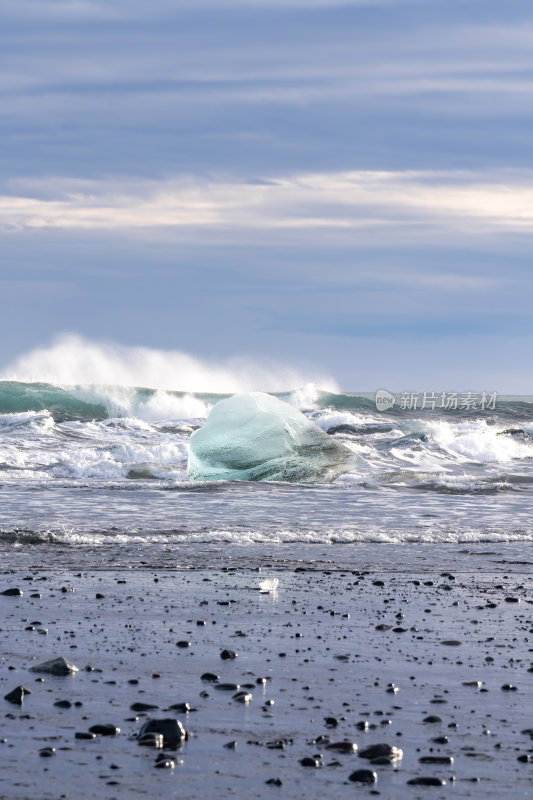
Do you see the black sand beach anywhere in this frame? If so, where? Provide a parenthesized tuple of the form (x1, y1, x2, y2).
(1, 544, 532, 799)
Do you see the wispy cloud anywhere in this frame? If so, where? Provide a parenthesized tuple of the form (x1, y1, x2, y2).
(4, 25, 533, 99)
(2, 0, 426, 21)
(2, 170, 533, 241)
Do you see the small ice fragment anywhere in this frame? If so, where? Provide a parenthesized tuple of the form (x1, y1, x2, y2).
(259, 578, 279, 593)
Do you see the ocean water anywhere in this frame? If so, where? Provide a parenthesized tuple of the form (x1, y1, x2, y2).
(1, 379, 533, 566)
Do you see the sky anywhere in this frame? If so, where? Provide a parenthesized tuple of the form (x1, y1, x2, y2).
(1, 0, 532, 391)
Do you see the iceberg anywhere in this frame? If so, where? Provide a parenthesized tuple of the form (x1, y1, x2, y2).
(188, 392, 352, 483)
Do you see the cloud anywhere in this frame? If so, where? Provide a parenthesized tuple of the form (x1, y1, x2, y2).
(2, 0, 423, 20)
(4, 24, 533, 99)
(1, 170, 533, 242)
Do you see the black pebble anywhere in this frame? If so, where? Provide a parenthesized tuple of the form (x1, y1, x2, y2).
(300, 756, 322, 768)
(130, 702, 159, 711)
(349, 769, 378, 784)
(201, 672, 219, 682)
(407, 777, 446, 786)
(4, 686, 31, 705)
(89, 724, 120, 736)
(138, 718, 187, 748)
(154, 759, 175, 768)
(359, 743, 402, 761)
(325, 741, 358, 754)
(167, 702, 191, 713)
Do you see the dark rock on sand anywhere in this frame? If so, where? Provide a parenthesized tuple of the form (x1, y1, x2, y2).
(265, 778, 283, 786)
(54, 699, 72, 709)
(1, 588, 23, 596)
(325, 741, 358, 754)
(517, 754, 533, 763)
(348, 769, 378, 784)
(423, 715, 442, 723)
(201, 673, 220, 682)
(419, 755, 454, 765)
(29, 657, 78, 675)
(233, 691, 252, 704)
(130, 702, 159, 711)
(371, 756, 396, 765)
(359, 743, 403, 762)
(167, 702, 191, 713)
(407, 776, 446, 786)
(4, 686, 31, 705)
(75, 732, 96, 740)
(220, 649, 237, 660)
(300, 756, 322, 767)
(89, 724, 120, 736)
(39, 747, 56, 758)
(154, 758, 175, 768)
(138, 718, 187, 748)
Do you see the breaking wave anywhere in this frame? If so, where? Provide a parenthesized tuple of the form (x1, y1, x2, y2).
(2, 525, 533, 547)
(0, 333, 337, 394)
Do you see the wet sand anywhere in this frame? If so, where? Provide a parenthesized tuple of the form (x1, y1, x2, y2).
(1, 546, 532, 799)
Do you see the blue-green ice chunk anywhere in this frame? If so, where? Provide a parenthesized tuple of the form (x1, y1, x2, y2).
(188, 392, 351, 483)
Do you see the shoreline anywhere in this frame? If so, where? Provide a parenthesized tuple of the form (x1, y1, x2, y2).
(1, 547, 532, 799)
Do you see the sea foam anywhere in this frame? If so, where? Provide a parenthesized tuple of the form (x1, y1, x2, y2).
(0, 334, 337, 394)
